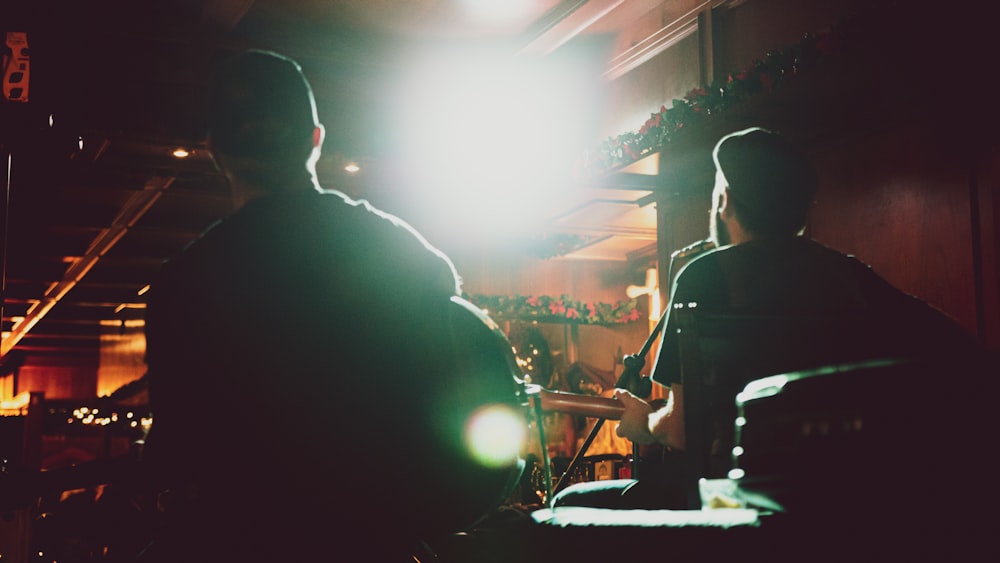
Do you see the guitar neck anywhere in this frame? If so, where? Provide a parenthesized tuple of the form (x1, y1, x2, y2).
(524, 384, 624, 420)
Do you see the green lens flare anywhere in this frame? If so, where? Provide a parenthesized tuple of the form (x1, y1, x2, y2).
(464, 404, 526, 468)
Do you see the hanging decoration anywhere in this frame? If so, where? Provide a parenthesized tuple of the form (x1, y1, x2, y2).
(507, 324, 554, 387)
(580, 20, 852, 175)
(468, 294, 642, 325)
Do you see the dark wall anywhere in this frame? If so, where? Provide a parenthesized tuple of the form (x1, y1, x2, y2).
(809, 125, 981, 337)
(650, 0, 999, 348)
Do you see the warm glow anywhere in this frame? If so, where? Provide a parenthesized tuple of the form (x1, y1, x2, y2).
(1, 391, 31, 412)
(172, 147, 191, 158)
(626, 267, 660, 322)
(99, 318, 145, 327)
(388, 43, 605, 244)
(344, 162, 360, 174)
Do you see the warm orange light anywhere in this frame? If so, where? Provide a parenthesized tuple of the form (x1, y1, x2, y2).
(1, 391, 31, 412)
(344, 162, 360, 173)
(626, 268, 660, 330)
(172, 148, 192, 158)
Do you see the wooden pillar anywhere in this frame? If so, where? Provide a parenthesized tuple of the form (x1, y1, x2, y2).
(21, 391, 43, 470)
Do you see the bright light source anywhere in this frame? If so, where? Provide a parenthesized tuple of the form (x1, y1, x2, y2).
(389, 45, 606, 244)
(172, 148, 191, 158)
(344, 162, 360, 174)
(464, 404, 526, 468)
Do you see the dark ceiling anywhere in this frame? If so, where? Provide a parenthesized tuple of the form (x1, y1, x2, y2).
(0, 0, 652, 369)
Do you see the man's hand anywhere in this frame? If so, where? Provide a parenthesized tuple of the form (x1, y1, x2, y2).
(613, 388, 657, 445)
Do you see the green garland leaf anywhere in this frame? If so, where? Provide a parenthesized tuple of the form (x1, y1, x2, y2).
(583, 23, 851, 175)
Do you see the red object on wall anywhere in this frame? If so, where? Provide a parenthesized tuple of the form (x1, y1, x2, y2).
(3, 32, 29, 103)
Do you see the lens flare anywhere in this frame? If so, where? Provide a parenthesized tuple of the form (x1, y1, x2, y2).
(464, 404, 526, 468)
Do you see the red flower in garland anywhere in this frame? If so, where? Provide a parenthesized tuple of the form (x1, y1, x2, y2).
(565, 307, 580, 319)
(526, 296, 540, 307)
(593, 18, 852, 174)
(549, 300, 566, 315)
(686, 87, 708, 99)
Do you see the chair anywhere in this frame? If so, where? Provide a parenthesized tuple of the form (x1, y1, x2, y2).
(524, 309, 994, 562)
(671, 304, 926, 509)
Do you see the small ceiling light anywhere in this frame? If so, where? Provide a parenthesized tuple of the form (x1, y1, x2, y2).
(78, 136, 84, 150)
(172, 148, 192, 158)
(344, 162, 360, 174)
(137, 284, 150, 296)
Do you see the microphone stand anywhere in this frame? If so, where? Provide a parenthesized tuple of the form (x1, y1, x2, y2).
(549, 240, 712, 501)
(550, 309, 667, 498)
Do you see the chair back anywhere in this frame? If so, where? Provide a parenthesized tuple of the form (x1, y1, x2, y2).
(671, 305, 922, 508)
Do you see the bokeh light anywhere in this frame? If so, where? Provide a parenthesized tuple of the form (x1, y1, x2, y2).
(464, 403, 527, 468)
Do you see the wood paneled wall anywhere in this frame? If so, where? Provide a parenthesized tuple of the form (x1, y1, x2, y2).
(711, 0, 866, 75)
(976, 147, 1000, 347)
(645, 0, 999, 349)
(15, 356, 98, 400)
(602, 32, 702, 140)
(808, 125, 980, 336)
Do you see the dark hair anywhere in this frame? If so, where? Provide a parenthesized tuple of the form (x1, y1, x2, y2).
(207, 49, 318, 161)
(712, 127, 817, 236)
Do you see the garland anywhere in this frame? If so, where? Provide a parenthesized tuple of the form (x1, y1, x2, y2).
(582, 20, 852, 175)
(468, 294, 642, 325)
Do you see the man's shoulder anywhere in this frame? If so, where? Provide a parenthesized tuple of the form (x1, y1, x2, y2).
(690, 237, 867, 272)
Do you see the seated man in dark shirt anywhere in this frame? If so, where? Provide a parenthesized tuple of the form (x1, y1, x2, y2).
(143, 50, 523, 563)
(555, 126, 977, 511)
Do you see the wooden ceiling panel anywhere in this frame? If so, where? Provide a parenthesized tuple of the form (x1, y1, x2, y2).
(0, 0, 670, 366)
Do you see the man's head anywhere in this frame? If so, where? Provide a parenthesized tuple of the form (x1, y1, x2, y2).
(709, 127, 817, 245)
(206, 49, 324, 190)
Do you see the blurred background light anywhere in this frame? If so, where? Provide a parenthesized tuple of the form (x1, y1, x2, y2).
(384, 41, 607, 247)
(464, 403, 526, 468)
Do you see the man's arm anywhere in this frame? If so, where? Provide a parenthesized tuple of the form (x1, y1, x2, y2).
(614, 385, 686, 451)
(649, 384, 685, 450)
